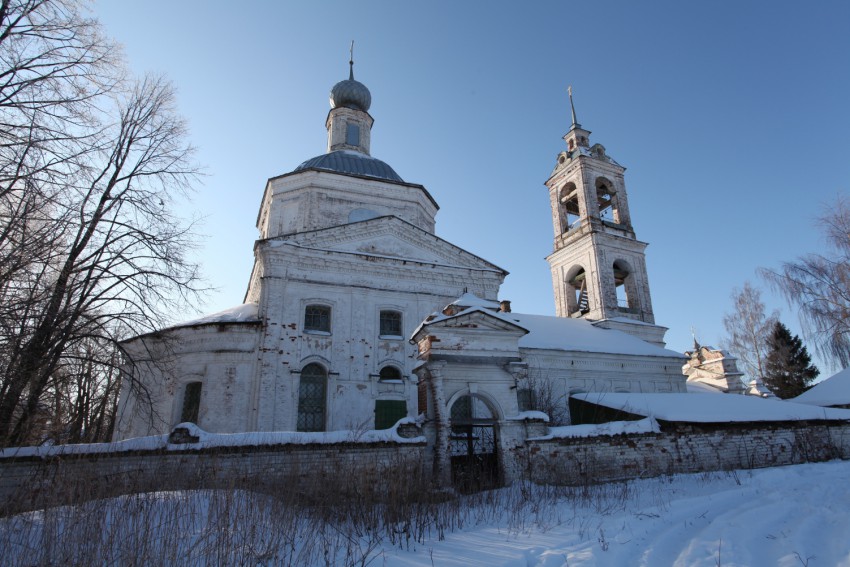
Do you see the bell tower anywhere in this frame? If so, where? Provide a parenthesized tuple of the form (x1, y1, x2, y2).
(545, 88, 658, 329)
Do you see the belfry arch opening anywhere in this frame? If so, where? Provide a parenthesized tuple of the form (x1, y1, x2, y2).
(613, 259, 639, 313)
(595, 178, 620, 224)
(566, 266, 590, 317)
(559, 182, 580, 232)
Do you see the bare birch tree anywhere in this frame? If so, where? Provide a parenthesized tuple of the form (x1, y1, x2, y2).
(760, 197, 850, 369)
(721, 282, 778, 383)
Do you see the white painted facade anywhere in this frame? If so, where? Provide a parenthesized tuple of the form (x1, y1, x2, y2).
(114, 66, 506, 439)
(114, 66, 686, 457)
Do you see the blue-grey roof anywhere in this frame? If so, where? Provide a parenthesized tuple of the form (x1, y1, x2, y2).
(294, 151, 404, 182)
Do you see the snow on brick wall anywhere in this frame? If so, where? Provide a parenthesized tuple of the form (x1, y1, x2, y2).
(512, 422, 850, 485)
(3, 423, 850, 515)
(0, 442, 426, 515)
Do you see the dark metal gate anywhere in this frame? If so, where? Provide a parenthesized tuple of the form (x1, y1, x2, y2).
(449, 395, 501, 493)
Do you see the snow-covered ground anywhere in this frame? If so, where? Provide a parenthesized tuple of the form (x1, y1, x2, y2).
(385, 461, 850, 567)
(2, 460, 849, 566)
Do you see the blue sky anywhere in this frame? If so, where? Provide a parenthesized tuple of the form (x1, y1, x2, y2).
(96, 1, 849, 371)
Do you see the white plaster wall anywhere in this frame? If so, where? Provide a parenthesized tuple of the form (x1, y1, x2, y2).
(263, 171, 438, 238)
(115, 324, 261, 439)
(522, 349, 686, 397)
(250, 233, 506, 433)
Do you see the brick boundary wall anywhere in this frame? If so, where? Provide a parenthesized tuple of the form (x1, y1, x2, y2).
(0, 441, 427, 516)
(2, 421, 849, 515)
(513, 421, 850, 485)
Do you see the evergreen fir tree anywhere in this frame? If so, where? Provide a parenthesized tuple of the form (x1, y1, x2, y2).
(763, 321, 820, 399)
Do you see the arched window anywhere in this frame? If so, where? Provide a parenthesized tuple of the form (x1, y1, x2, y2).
(379, 365, 403, 382)
(304, 304, 331, 333)
(566, 266, 589, 316)
(379, 310, 402, 337)
(180, 382, 203, 424)
(595, 178, 619, 223)
(559, 182, 580, 233)
(297, 363, 327, 432)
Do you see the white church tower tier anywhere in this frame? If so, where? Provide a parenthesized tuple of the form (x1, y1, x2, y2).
(545, 89, 664, 344)
(326, 51, 374, 155)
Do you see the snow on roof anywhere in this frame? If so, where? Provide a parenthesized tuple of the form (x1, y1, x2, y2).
(172, 303, 260, 328)
(685, 380, 726, 394)
(793, 368, 850, 407)
(449, 292, 501, 309)
(414, 306, 684, 359)
(573, 392, 850, 423)
(531, 417, 660, 440)
(0, 420, 425, 459)
(410, 306, 526, 339)
(497, 312, 684, 358)
(600, 316, 657, 327)
(505, 411, 551, 423)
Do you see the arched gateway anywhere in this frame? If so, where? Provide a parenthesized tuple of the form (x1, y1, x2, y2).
(449, 395, 500, 492)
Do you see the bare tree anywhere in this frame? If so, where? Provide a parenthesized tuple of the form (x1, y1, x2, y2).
(760, 197, 850, 370)
(721, 282, 778, 383)
(0, 1, 201, 446)
(0, 0, 118, 290)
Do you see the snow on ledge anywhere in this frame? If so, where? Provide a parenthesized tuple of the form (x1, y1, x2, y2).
(505, 411, 550, 423)
(530, 417, 660, 441)
(173, 302, 260, 328)
(0, 419, 425, 459)
(573, 392, 850, 423)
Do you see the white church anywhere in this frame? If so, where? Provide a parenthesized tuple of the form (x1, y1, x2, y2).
(113, 57, 690, 468)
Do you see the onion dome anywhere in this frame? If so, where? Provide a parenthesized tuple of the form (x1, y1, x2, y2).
(329, 49, 371, 112)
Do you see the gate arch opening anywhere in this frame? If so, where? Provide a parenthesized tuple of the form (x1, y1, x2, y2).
(449, 394, 501, 492)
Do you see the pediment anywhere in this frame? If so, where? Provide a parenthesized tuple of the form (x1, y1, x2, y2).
(416, 308, 529, 338)
(275, 216, 505, 272)
(333, 233, 445, 263)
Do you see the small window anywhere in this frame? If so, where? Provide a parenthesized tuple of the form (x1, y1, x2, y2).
(374, 400, 407, 430)
(379, 310, 402, 337)
(379, 366, 403, 382)
(517, 388, 533, 412)
(180, 382, 202, 424)
(346, 123, 360, 146)
(304, 304, 331, 333)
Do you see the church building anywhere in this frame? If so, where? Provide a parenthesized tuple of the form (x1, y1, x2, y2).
(113, 58, 687, 485)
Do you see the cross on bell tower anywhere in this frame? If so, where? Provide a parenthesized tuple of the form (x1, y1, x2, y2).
(545, 88, 656, 326)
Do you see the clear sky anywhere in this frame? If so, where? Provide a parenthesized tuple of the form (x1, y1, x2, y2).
(95, 1, 849, 372)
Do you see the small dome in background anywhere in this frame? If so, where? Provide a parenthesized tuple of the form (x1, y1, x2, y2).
(330, 78, 371, 112)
